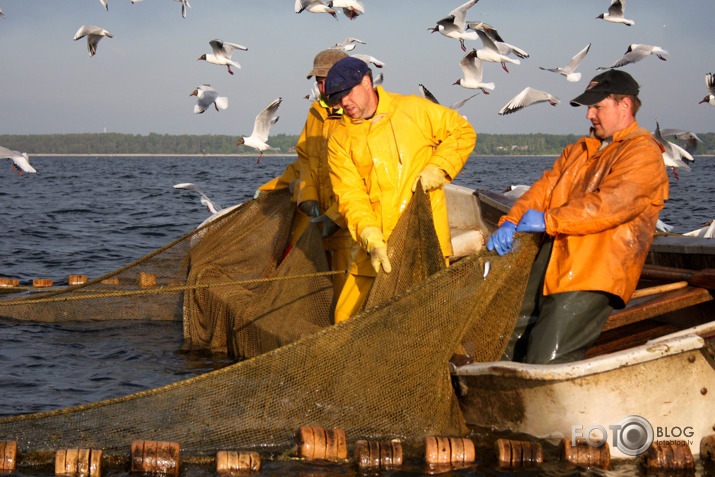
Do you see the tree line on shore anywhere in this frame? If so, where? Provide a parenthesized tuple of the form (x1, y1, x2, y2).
(1, 132, 713, 156)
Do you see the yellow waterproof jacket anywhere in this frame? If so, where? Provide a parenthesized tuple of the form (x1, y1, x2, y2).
(328, 86, 476, 276)
(295, 99, 352, 250)
(501, 121, 668, 305)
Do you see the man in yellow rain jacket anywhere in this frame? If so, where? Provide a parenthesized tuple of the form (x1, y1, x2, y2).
(488, 69, 668, 364)
(294, 49, 354, 298)
(324, 56, 476, 323)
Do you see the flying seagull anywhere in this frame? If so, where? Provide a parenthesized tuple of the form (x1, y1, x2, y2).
(197, 39, 248, 75)
(174, 0, 190, 18)
(173, 183, 222, 215)
(190, 84, 228, 114)
(498, 87, 559, 115)
(0, 146, 36, 175)
(429, 0, 480, 52)
(597, 44, 668, 70)
(419, 83, 478, 113)
(596, 0, 634, 26)
(351, 54, 384, 68)
(700, 73, 715, 106)
(453, 49, 494, 94)
(653, 120, 694, 180)
(658, 128, 704, 155)
(328, 0, 365, 20)
(236, 98, 282, 163)
(539, 43, 591, 82)
(330, 37, 366, 52)
(73, 25, 113, 57)
(295, 0, 337, 19)
(99, 0, 108, 10)
(474, 29, 520, 72)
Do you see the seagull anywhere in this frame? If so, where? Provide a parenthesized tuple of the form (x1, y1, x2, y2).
(474, 29, 520, 72)
(236, 98, 282, 163)
(700, 73, 715, 106)
(99, 0, 108, 10)
(190, 84, 228, 114)
(597, 44, 668, 70)
(197, 39, 248, 75)
(658, 128, 704, 155)
(468, 23, 529, 60)
(429, 0, 480, 52)
(304, 81, 320, 102)
(295, 0, 337, 19)
(174, 0, 190, 18)
(653, 120, 694, 180)
(73, 25, 113, 57)
(656, 219, 674, 233)
(539, 43, 591, 82)
(453, 49, 494, 94)
(328, 0, 365, 19)
(683, 220, 715, 239)
(173, 183, 222, 215)
(373, 73, 384, 86)
(0, 146, 36, 175)
(596, 0, 634, 26)
(329, 37, 365, 52)
(498, 87, 559, 115)
(351, 54, 384, 68)
(0, 8, 5, 18)
(419, 84, 478, 114)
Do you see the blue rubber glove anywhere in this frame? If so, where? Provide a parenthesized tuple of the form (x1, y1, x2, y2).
(516, 209, 546, 233)
(487, 221, 517, 256)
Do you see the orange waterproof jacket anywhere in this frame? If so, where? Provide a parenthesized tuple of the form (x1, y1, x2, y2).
(501, 121, 668, 305)
(328, 86, 476, 276)
(295, 100, 352, 250)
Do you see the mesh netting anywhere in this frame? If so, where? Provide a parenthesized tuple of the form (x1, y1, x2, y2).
(0, 187, 538, 457)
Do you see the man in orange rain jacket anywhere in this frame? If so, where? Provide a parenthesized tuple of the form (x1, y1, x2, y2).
(324, 57, 476, 323)
(488, 69, 668, 364)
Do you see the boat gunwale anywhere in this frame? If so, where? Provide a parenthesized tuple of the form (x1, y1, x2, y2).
(452, 323, 714, 381)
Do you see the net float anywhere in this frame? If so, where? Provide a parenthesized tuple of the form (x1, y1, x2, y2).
(0, 278, 19, 287)
(137, 272, 157, 288)
(494, 438, 543, 468)
(33, 278, 53, 287)
(354, 439, 402, 471)
(100, 277, 119, 285)
(424, 436, 475, 467)
(68, 275, 88, 286)
(55, 448, 102, 477)
(215, 450, 260, 474)
(642, 441, 694, 470)
(296, 426, 347, 461)
(130, 440, 180, 477)
(560, 437, 610, 469)
(0, 441, 17, 473)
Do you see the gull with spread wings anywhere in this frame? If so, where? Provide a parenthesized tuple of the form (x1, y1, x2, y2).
(236, 98, 282, 163)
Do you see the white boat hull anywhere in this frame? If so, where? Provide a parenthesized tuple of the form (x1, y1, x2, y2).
(453, 322, 715, 460)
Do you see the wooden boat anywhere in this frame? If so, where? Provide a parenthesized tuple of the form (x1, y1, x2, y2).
(443, 183, 715, 460)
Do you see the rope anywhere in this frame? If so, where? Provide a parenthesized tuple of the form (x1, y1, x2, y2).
(0, 270, 347, 306)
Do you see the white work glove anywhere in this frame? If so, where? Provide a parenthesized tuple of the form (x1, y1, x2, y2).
(360, 226, 392, 274)
(411, 164, 447, 192)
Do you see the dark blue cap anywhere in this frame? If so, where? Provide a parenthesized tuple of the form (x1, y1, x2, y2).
(325, 57, 369, 104)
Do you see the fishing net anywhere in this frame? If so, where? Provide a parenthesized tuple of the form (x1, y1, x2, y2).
(0, 187, 539, 458)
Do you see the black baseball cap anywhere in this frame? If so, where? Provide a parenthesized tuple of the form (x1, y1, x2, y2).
(570, 69, 640, 107)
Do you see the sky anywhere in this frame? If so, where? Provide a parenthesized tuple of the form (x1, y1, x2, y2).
(0, 0, 713, 138)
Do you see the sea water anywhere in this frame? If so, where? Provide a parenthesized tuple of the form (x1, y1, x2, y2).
(1, 155, 713, 476)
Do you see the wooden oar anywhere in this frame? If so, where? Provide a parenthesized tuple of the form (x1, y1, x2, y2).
(640, 264, 715, 290)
